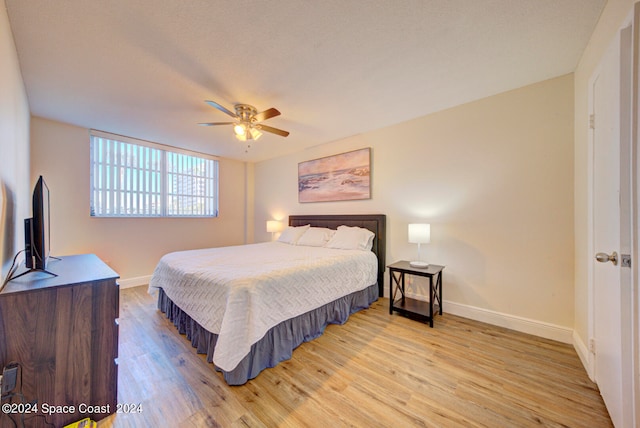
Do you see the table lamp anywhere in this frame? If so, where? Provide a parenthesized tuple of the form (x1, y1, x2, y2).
(408, 223, 430, 268)
(266, 220, 282, 240)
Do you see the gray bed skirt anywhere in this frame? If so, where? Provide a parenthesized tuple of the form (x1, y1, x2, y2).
(157, 283, 378, 385)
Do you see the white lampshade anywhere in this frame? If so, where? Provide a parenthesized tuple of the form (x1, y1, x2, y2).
(249, 127, 263, 140)
(408, 223, 431, 244)
(234, 123, 247, 137)
(266, 220, 282, 233)
(408, 223, 430, 268)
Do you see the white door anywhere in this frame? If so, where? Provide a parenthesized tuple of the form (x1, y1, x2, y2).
(591, 21, 634, 428)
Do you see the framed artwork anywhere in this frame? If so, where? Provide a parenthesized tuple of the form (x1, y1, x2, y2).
(298, 147, 371, 203)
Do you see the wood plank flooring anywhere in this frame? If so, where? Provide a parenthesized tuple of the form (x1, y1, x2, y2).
(97, 286, 612, 427)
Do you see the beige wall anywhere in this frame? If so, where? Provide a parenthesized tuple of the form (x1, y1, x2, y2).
(573, 0, 636, 351)
(254, 74, 575, 333)
(0, 0, 30, 280)
(30, 117, 248, 281)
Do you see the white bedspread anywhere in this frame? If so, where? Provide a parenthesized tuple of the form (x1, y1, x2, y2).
(148, 241, 377, 372)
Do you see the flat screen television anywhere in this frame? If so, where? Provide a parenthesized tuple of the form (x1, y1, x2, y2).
(25, 175, 51, 272)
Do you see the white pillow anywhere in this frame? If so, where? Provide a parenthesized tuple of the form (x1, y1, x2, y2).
(296, 227, 335, 247)
(325, 225, 375, 251)
(277, 225, 310, 244)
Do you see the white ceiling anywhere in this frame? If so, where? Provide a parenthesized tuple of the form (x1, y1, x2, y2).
(6, 0, 605, 163)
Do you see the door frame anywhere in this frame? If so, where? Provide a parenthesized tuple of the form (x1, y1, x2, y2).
(632, 3, 640, 425)
(586, 5, 639, 427)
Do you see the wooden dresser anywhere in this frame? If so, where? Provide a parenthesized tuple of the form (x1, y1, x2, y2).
(0, 254, 119, 427)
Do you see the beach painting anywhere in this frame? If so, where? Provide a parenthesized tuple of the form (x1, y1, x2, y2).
(298, 148, 371, 203)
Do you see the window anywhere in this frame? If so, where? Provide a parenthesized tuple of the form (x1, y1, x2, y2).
(90, 130, 219, 217)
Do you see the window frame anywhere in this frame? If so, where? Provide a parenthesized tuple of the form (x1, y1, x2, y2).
(90, 130, 219, 218)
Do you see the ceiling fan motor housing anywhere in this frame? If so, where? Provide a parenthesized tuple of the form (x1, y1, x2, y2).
(234, 104, 258, 122)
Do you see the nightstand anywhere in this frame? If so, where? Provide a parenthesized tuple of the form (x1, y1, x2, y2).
(387, 261, 445, 327)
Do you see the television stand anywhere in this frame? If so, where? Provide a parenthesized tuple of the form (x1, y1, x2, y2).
(7, 267, 57, 281)
(0, 254, 120, 427)
(5, 255, 61, 281)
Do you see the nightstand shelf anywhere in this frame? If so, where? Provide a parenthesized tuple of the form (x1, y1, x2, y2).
(387, 261, 445, 327)
(392, 296, 439, 320)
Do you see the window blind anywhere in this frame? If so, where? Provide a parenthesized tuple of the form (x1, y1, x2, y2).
(90, 131, 218, 218)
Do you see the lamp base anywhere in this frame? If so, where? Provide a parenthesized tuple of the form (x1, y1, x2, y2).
(409, 261, 429, 269)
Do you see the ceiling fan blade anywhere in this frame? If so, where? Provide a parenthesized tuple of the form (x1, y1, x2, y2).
(257, 124, 290, 137)
(253, 108, 281, 122)
(198, 122, 235, 126)
(205, 100, 237, 118)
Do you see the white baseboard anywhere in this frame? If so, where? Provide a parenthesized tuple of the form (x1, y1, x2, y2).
(118, 275, 152, 289)
(573, 330, 595, 381)
(444, 300, 596, 377)
(441, 300, 574, 344)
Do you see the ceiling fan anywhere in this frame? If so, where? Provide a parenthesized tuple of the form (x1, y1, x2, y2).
(199, 100, 290, 141)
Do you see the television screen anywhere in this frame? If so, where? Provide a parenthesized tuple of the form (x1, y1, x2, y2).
(31, 176, 50, 270)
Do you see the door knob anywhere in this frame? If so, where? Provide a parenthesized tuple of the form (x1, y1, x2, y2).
(595, 251, 618, 266)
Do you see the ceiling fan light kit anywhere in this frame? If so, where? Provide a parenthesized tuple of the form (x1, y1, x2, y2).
(199, 100, 289, 145)
(234, 126, 263, 142)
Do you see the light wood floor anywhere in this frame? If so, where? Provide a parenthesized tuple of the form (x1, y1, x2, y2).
(97, 286, 612, 427)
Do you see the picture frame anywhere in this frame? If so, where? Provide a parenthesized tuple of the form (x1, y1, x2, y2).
(298, 147, 371, 203)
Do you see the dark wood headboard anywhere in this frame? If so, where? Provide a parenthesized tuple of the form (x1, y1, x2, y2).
(289, 214, 386, 296)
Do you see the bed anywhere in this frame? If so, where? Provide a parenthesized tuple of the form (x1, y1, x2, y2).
(148, 214, 386, 385)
